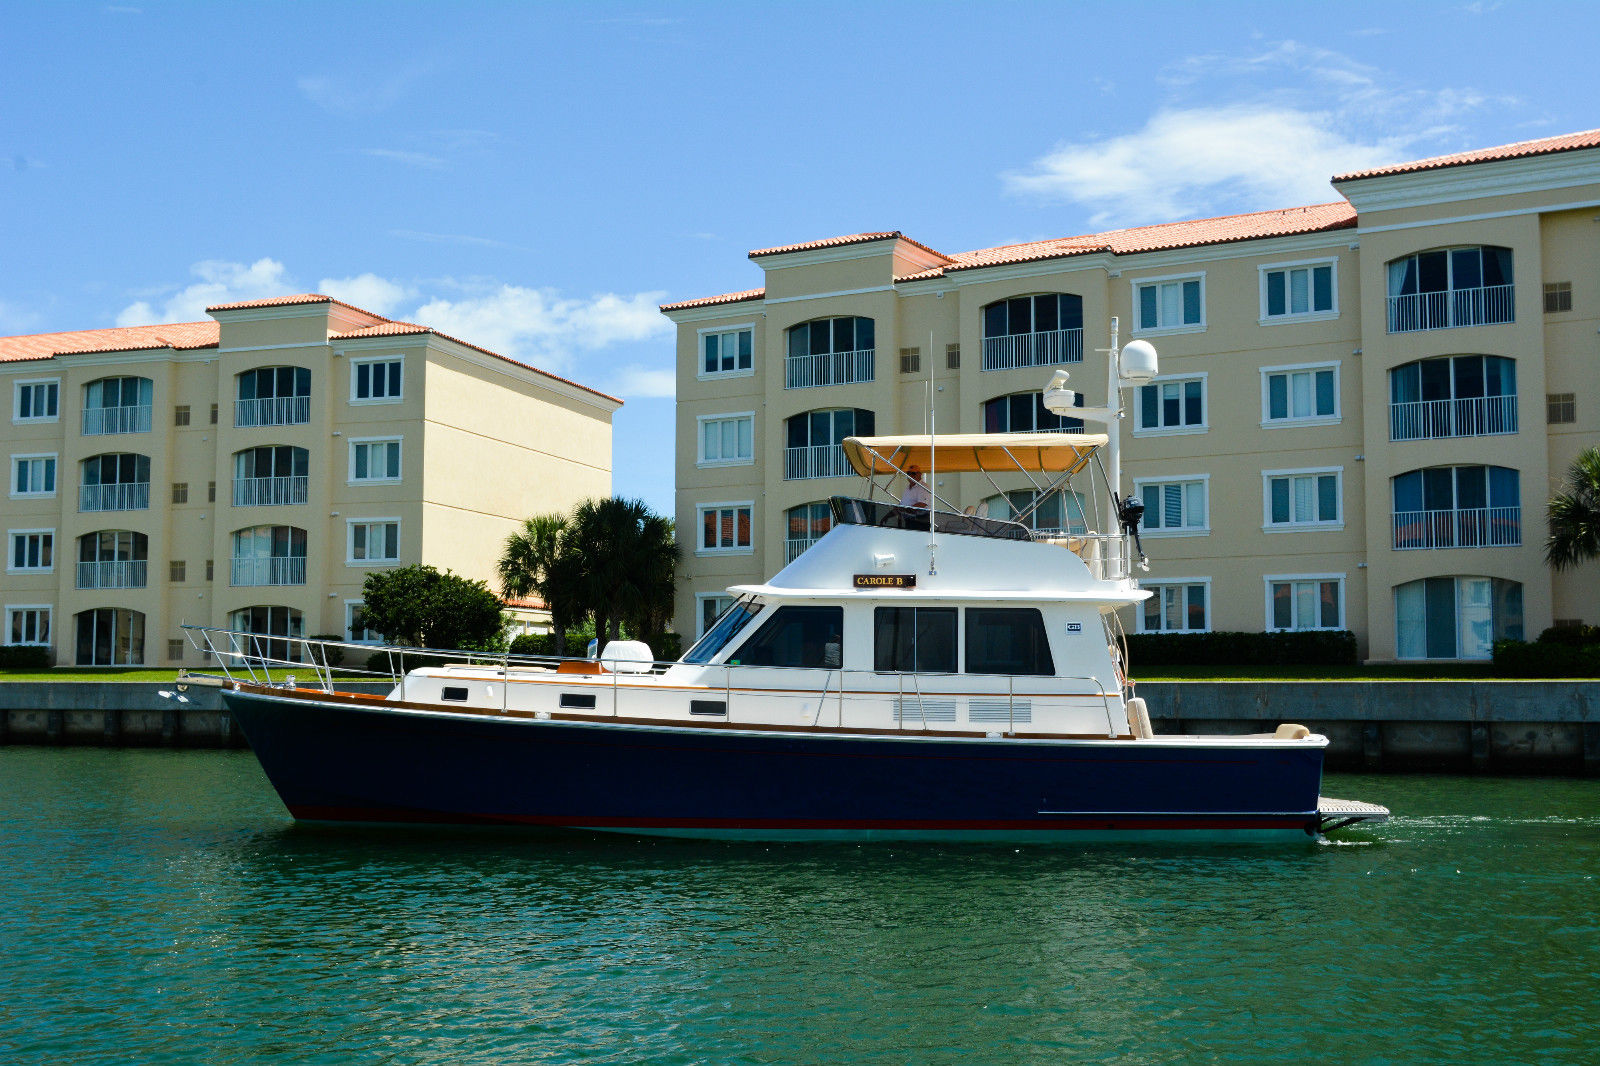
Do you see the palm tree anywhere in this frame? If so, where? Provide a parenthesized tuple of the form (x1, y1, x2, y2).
(1546, 446, 1600, 571)
(497, 514, 585, 655)
(569, 497, 679, 648)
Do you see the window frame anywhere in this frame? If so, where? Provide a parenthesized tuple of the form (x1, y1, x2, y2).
(346, 518, 402, 566)
(12, 378, 61, 424)
(1132, 372, 1208, 437)
(348, 436, 403, 484)
(7, 528, 54, 574)
(1137, 578, 1212, 634)
(1260, 361, 1341, 427)
(696, 412, 756, 467)
(696, 501, 755, 556)
(10, 452, 58, 498)
(1132, 474, 1210, 537)
(1131, 272, 1206, 336)
(1263, 573, 1346, 633)
(695, 593, 737, 638)
(697, 323, 756, 380)
(345, 599, 384, 644)
(350, 355, 405, 404)
(1258, 258, 1339, 323)
(5, 604, 52, 646)
(1261, 466, 1344, 531)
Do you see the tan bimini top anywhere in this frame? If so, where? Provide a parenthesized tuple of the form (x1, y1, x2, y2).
(842, 432, 1108, 477)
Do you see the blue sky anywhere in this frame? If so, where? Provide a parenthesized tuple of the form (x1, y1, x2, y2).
(3, 0, 1596, 517)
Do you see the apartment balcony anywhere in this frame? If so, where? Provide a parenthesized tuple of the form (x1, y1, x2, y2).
(230, 556, 308, 587)
(1392, 507, 1521, 550)
(79, 483, 151, 512)
(81, 405, 152, 435)
(785, 348, 874, 389)
(233, 476, 309, 507)
(235, 395, 311, 428)
(785, 536, 823, 563)
(75, 560, 148, 589)
(1390, 395, 1518, 441)
(1386, 285, 1514, 333)
(784, 445, 852, 481)
(981, 329, 1083, 372)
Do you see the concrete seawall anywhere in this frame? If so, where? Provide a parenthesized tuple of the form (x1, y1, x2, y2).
(3, 679, 1597, 775)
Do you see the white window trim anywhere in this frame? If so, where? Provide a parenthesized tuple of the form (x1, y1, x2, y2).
(1263, 573, 1347, 632)
(1130, 272, 1206, 336)
(10, 452, 58, 498)
(1261, 466, 1345, 532)
(1259, 361, 1342, 427)
(345, 517, 402, 566)
(1136, 577, 1212, 634)
(1132, 474, 1211, 538)
(695, 412, 756, 468)
(695, 500, 755, 556)
(12, 378, 61, 424)
(694, 593, 737, 638)
(1131, 372, 1208, 437)
(696, 322, 757, 381)
(347, 435, 403, 484)
(1258, 257, 1340, 324)
(6, 528, 55, 574)
(349, 354, 404, 404)
(3, 603, 53, 645)
(344, 599, 383, 644)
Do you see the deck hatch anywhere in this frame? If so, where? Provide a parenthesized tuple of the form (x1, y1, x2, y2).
(560, 692, 598, 710)
(441, 686, 470, 702)
(690, 700, 728, 716)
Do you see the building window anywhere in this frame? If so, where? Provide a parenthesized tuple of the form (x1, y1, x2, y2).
(11, 454, 56, 497)
(236, 366, 312, 427)
(983, 490, 1088, 536)
(1135, 477, 1208, 535)
(228, 605, 305, 663)
(983, 391, 1083, 433)
(1264, 468, 1342, 530)
(168, 639, 184, 662)
(346, 600, 384, 644)
(232, 525, 308, 586)
(1140, 580, 1209, 633)
(1266, 575, 1344, 632)
(75, 608, 145, 666)
(79, 453, 151, 512)
(348, 519, 401, 565)
(1134, 274, 1203, 333)
(1135, 375, 1206, 435)
(899, 348, 921, 374)
(1543, 282, 1572, 313)
(785, 316, 875, 388)
(234, 445, 310, 506)
(697, 503, 753, 554)
(1263, 363, 1339, 426)
(785, 408, 873, 480)
(349, 437, 402, 483)
(6, 605, 51, 646)
(82, 376, 153, 435)
(76, 530, 147, 589)
(209, 403, 218, 425)
(13, 379, 59, 423)
(874, 606, 958, 673)
(1392, 466, 1520, 550)
(8, 530, 53, 573)
(1390, 355, 1516, 440)
(351, 356, 404, 402)
(1261, 260, 1336, 321)
(170, 560, 186, 583)
(697, 414, 754, 466)
(1547, 393, 1576, 424)
(701, 326, 754, 377)
(981, 293, 1084, 371)
(785, 501, 833, 563)
(696, 594, 736, 639)
(1395, 576, 1522, 660)
(1386, 245, 1513, 332)
(174, 405, 191, 427)
(171, 482, 189, 505)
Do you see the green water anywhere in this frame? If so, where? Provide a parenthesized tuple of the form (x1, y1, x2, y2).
(0, 750, 1595, 1065)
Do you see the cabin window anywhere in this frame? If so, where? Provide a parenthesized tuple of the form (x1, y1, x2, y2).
(965, 608, 1055, 676)
(729, 606, 843, 669)
(560, 692, 597, 709)
(441, 686, 470, 702)
(874, 607, 957, 673)
(681, 597, 762, 664)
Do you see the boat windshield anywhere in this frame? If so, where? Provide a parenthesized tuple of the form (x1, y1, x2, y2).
(681, 597, 763, 665)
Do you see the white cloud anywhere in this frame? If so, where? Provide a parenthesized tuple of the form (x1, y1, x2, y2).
(297, 73, 414, 116)
(412, 286, 671, 373)
(608, 364, 676, 399)
(116, 258, 295, 325)
(318, 273, 411, 317)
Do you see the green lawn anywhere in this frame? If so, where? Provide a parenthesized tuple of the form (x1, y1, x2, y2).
(1134, 663, 1507, 681)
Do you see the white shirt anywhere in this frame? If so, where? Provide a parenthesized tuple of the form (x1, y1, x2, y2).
(900, 479, 930, 508)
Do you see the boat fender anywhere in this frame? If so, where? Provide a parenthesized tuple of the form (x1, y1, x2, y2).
(1125, 697, 1153, 739)
(1274, 723, 1311, 740)
(600, 640, 655, 674)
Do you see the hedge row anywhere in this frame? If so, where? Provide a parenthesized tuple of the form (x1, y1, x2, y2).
(1492, 639, 1600, 677)
(0, 645, 52, 669)
(1125, 630, 1359, 667)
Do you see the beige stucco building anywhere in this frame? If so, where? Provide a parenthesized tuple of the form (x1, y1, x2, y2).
(663, 129, 1600, 661)
(2, 294, 619, 666)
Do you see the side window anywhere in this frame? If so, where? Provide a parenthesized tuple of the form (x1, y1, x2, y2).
(965, 608, 1055, 676)
(874, 607, 958, 673)
(730, 606, 843, 668)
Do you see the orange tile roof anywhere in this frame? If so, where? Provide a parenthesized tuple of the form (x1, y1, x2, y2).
(748, 231, 952, 262)
(205, 292, 388, 320)
(1333, 127, 1600, 182)
(0, 321, 219, 363)
(659, 287, 766, 312)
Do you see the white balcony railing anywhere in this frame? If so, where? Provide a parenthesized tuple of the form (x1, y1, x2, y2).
(981, 328, 1084, 372)
(79, 482, 151, 512)
(1386, 284, 1514, 333)
(785, 536, 823, 563)
(784, 445, 852, 481)
(75, 560, 148, 589)
(233, 476, 309, 507)
(234, 395, 311, 427)
(230, 556, 308, 586)
(1390, 395, 1518, 441)
(81, 405, 152, 435)
(1392, 506, 1521, 550)
(785, 348, 874, 389)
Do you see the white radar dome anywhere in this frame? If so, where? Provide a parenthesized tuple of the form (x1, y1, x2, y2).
(1119, 340, 1159, 384)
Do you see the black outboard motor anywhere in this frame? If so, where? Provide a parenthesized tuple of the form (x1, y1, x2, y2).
(1116, 494, 1148, 569)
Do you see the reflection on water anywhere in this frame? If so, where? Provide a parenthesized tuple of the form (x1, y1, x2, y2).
(1, 749, 1596, 1065)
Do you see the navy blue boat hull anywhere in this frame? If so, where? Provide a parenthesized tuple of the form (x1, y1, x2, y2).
(222, 688, 1327, 842)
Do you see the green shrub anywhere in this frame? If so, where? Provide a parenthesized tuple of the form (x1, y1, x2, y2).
(1493, 639, 1600, 677)
(308, 636, 345, 668)
(1536, 624, 1600, 647)
(1126, 630, 1358, 667)
(0, 645, 53, 669)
